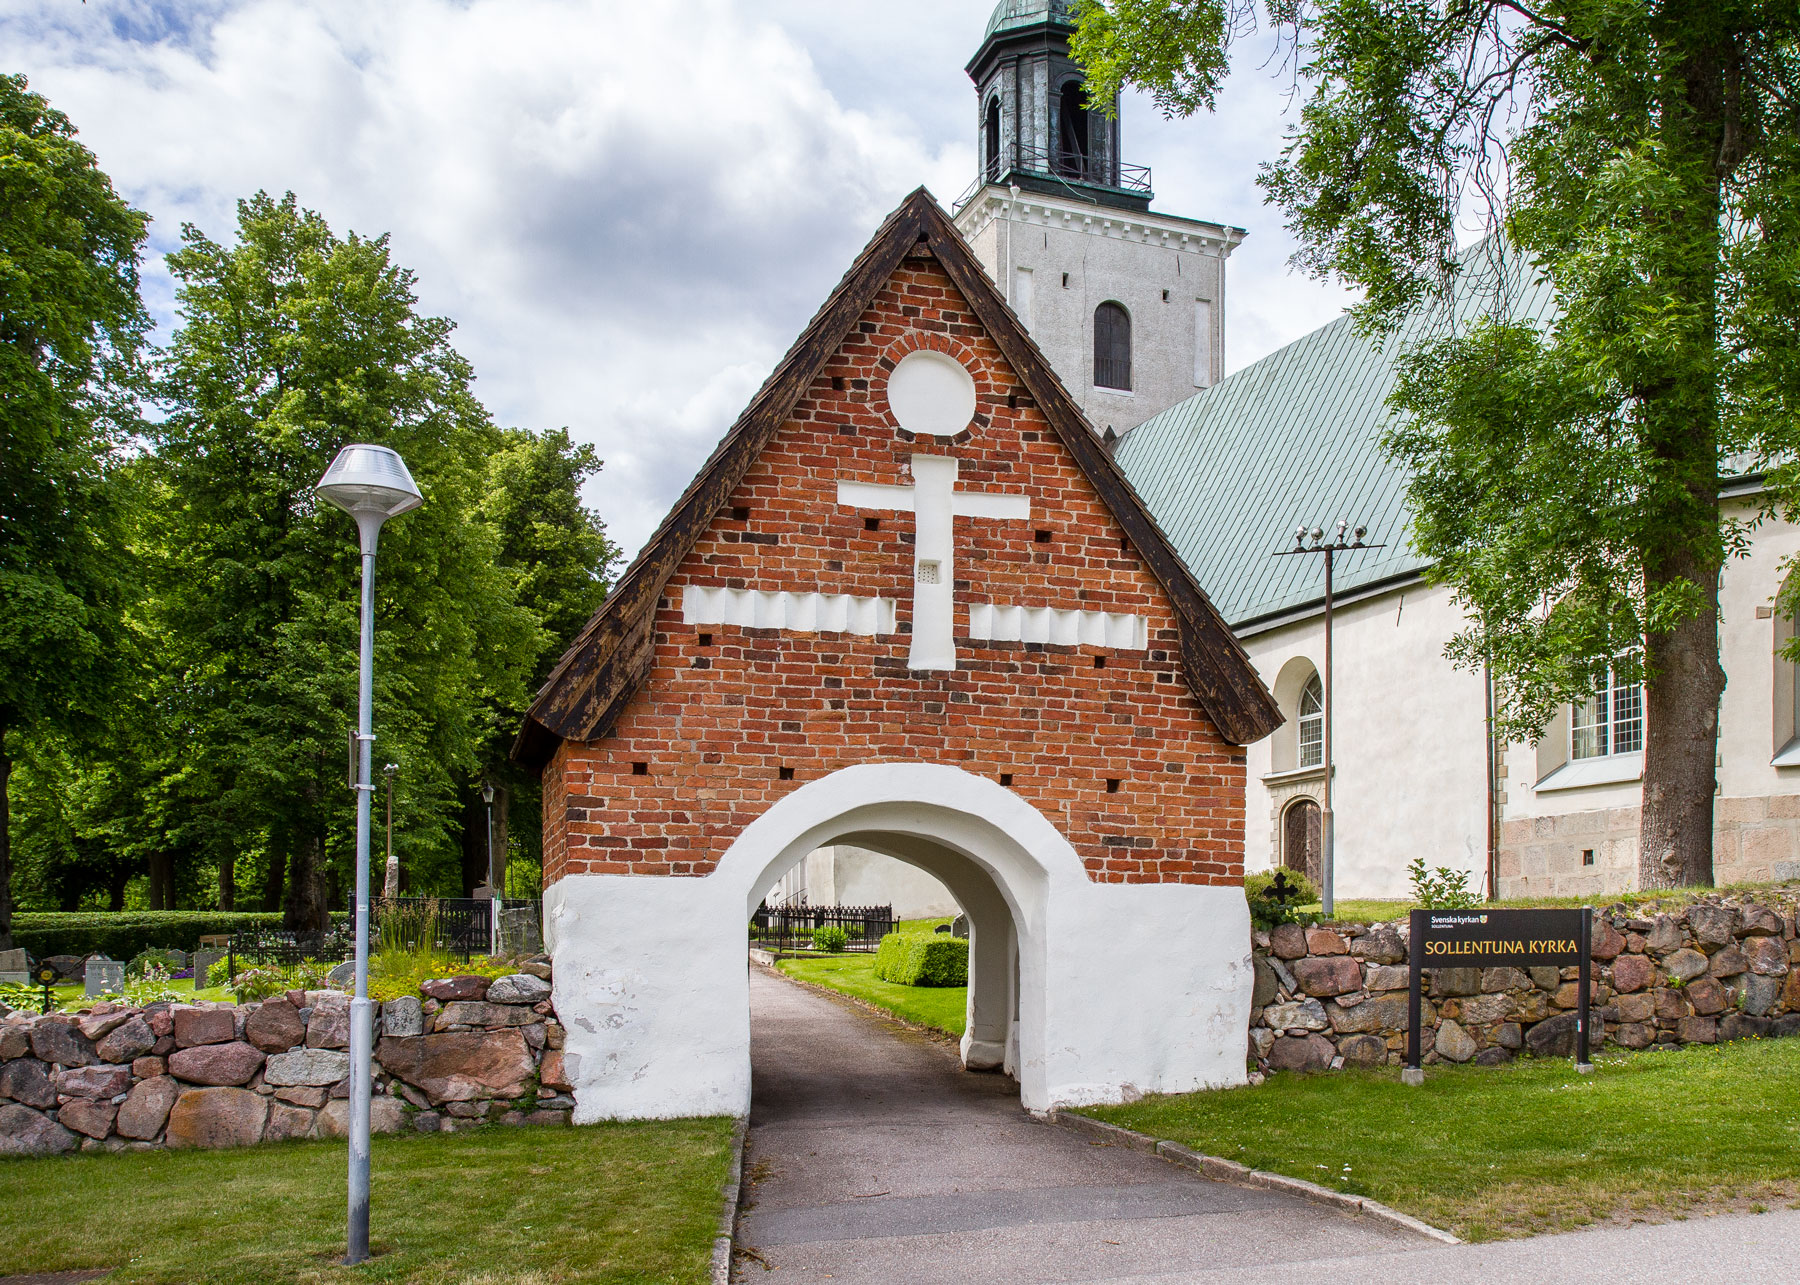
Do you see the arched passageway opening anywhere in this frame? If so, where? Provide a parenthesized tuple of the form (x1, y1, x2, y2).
(753, 828, 1024, 1079)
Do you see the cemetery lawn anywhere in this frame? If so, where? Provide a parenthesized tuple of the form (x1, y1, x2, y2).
(0, 1116, 735, 1284)
(775, 953, 967, 1036)
(1082, 1038, 1800, 1242)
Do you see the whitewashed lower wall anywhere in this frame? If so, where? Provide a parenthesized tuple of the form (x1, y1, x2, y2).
(545, 763, 1252, 1119)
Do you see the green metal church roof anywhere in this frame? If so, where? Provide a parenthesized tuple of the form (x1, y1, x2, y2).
(1115, 247, 1558, 629)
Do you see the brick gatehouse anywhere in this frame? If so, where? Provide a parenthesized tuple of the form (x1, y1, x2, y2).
(513, 190, 1279, 1119)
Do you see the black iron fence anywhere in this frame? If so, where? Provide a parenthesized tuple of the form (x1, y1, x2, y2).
(225, 896, 544, 983)
(750, 902, 896, 953)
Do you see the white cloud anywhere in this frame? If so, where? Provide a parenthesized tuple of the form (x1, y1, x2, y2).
(9, 0, 1351, 559)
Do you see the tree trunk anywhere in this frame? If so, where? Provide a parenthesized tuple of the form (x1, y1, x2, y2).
(218, 852, 235, 912)
(1640, 547, 1724, 887)
(1637, 43, 1732, 889)
(492, 786, 510, 897)
(459, 787, 486, 896)
(107, 868, 128, 911)
(283, 785, 329, 931)
(147, 850, 174, 910)
(0, 720, 12, 951)
(262, 840, 287, 912)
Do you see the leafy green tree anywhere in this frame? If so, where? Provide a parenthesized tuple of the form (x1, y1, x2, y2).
(1074, 2, 1800, 887)
(149, 192, 539, 927)
(463, 428, 619, 894)
(0, 75, 150, 946)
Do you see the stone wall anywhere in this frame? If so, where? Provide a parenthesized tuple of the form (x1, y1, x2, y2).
(0, 964, 575, 1157)
(1250, 893, 1800, 1073)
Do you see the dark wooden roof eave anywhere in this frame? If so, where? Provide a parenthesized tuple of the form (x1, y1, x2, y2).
(512, 189, 1280, 772)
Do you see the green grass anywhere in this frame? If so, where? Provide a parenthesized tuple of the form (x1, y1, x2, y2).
(1083, 1039, 1800, 1241)
(775, 952, 967, 1037)
(0, 1117, 735, 1284)
(898, 916, 955, 934)
(1315, 879, 1797, 925)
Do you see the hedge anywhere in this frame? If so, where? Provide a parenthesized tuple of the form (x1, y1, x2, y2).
(873, 932, 968, 987)
(8, 912, 284, 961)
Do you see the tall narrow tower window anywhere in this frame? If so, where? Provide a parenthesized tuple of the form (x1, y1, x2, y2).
(1094, 301, 1131, 390)
(1057, 80, 1090, 180)
(984, 97, 1002, 181)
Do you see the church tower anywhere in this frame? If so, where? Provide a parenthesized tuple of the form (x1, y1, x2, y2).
(952, 0, 1244, 436)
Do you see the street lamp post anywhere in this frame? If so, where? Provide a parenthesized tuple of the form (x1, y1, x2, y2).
(381, 763, 400, 898)
(481, 779, 498, 952)
(1272, 521, 1384, 920)
(316, 444, 422, 1268)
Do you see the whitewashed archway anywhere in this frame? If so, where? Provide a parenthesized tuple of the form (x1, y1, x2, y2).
(544, 763, 1254, 1120)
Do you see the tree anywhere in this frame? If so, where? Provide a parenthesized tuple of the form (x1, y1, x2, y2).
(1073, 2, 1800, 887)
(0, 75, 149, 946)
(150, 192, 539, 927)
(465, 428, 620, 895)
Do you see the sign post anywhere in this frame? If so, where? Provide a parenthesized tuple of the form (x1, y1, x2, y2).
(1404, 905, 1593, 1084)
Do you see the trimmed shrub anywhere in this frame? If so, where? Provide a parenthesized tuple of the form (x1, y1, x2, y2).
(10, 912, 283, 961)
(812, 925, 848, 954)
(874, 933, 968, 987)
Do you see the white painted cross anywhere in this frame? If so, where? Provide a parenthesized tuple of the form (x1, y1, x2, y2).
(838, 453, 1030, 670)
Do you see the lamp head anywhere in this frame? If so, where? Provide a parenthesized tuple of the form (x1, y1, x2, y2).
(316, 444, 423, 527)
(480, 779, 495, 805)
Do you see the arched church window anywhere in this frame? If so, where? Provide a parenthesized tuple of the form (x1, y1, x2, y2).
(1093, 301, 1131, 391)
(984, 98, 1002, 181)
(1057, 79, 1090, 179)
(1298, 673, 1324, 768)
(1282, 798, 1323, 888)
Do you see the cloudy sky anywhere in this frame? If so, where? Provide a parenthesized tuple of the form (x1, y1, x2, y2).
(9, 0, 1356, 559)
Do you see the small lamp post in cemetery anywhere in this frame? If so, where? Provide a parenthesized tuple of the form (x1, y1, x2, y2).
(315, 443, 422, 1267)
(1272, 521, 1384, 919)
(381, 762, 400, 898)
(481, 778, 499, 950)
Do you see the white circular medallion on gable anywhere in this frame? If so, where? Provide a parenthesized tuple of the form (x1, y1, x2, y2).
(886, 350, 977, 438)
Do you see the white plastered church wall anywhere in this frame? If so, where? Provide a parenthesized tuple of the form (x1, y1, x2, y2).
(1241, 580, 1488, 900)
(545, 763, 1253, 1121)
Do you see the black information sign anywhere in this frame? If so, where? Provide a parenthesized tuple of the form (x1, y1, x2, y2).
(1405, 906, 1593, 1076)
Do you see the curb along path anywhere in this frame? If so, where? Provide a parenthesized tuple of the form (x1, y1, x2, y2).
(733, 965, 1431, 1283)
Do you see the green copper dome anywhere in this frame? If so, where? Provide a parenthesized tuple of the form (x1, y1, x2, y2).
(983, 0, 1079, 40)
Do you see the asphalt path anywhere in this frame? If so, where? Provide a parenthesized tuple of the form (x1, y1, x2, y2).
(735, 965, 1800, 1282)
(735, 965, 1421, 1282)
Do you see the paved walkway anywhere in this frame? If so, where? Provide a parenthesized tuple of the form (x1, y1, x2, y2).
(735, 966, 1421, 1282)
(736, 965, 1800, 1283)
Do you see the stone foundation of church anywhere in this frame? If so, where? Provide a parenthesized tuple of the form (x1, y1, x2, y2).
(1497, 795, 1800, 898)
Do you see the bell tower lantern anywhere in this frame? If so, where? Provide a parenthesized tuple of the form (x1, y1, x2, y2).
(953, 0, 1246, 437)
(968, 0, 1148, 212)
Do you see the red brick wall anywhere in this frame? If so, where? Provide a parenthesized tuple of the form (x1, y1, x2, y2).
(545, 253, 1246, 887)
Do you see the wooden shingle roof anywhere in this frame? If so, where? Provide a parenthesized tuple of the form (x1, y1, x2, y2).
(513, 188, 1279, 770)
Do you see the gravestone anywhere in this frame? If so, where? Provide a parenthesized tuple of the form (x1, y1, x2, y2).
(951, 914, 969, 939)
(192, 949, 226, 990)
(499, 906, 543, 955)
(85, 956, 125, 998)
(0, 947, 28, 985)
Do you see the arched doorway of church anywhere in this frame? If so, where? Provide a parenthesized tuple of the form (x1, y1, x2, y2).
(1282, 796, 1322, 888)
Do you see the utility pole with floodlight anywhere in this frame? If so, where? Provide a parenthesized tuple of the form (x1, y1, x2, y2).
(315, 443, 422, 1268)
(1271, 520, 1384, 920)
